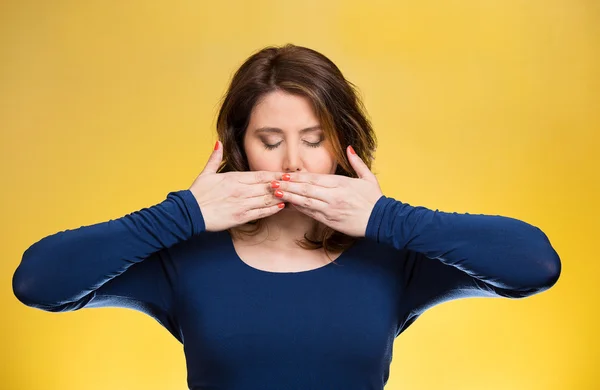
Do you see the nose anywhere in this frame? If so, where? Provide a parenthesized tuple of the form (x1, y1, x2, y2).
(282, 142, 303, 173)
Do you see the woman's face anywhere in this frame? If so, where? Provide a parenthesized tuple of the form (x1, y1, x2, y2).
(243, 90, 337, 175)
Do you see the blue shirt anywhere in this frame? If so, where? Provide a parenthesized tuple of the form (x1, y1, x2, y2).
(13, 190, 561, 390)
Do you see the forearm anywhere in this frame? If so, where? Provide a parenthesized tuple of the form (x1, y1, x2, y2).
(13, 189, 204, 308)
(365, 195, 561, 293)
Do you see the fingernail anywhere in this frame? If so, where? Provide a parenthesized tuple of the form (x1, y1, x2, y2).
(214, 141, 219, 150)
(349, 145, 356, 155)
(274, 190, 284, 198)
(282, 173, 291, 181)
(277, 202, 285, 209)
(270, 180, 280, 189)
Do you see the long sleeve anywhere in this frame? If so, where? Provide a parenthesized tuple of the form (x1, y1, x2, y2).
(365, 195, 561, 329)
(12, 189, 205, 337)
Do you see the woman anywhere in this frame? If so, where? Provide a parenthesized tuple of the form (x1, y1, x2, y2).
(12, 44, 561, 389)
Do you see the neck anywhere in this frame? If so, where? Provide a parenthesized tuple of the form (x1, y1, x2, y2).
(236, 206, 324, 249)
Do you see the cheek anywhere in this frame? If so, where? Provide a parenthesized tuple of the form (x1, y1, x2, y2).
(245, 148, 278, 171)
(304, 149, 337, 173)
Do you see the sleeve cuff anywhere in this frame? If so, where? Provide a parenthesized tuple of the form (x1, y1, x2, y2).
(365, 195, 395, 243)
(170, 189, 206, 235)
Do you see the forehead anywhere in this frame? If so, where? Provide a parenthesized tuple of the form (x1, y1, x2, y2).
(248, 90, 319, 129)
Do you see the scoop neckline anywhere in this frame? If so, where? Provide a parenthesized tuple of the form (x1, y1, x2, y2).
(224, 231, 357, 275)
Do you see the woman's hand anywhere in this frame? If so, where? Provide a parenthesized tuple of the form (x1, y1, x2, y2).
(271, 145, 384, 237)
(189, 141, 286, 232)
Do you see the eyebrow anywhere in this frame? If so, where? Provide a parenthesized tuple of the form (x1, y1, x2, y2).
(254, 125, 322, 135)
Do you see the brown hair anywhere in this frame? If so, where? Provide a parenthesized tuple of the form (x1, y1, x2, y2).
(215, 43, 377, 258)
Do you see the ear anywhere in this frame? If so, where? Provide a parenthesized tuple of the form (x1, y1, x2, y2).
(347, 145, 376, 182)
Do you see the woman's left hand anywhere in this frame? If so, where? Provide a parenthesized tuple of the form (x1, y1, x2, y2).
(271, 146, 384, 237)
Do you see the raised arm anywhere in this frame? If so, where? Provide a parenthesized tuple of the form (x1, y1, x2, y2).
(12, 140, 292, 344)
(12, 190, 204, 317)
(365, 195, 561, 329)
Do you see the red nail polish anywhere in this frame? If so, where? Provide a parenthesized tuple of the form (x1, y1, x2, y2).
(349, 145, 356, 155)
(274, 190, 284, 198)
(214, 141, 219, 150)
(270, 180, 280, 189)
(277, 202, 285, 209)
(282, 173, 291, 181)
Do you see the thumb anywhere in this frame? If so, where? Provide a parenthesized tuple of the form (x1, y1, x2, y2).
(347, 145, 375, 181)
(200, 140, 223, 175)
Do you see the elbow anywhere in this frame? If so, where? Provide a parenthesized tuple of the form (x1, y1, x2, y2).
(13, 265, 40, 308)
(534, 226, 562, 291)
(505, 255, 560, 299)
(516, 228, 562, 298)
(13, 267, 72, 312)
(13, 244, 93, 312)
(13, 244, 59, 311)
(13, 240, 44, 308)
(534, 249, 561, 293)
(13, 250, 46, 309)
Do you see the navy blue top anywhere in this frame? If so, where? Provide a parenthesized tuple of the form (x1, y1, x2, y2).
(13, 190, 561, 390)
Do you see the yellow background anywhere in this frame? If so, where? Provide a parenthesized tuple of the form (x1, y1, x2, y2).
(1, 1, 598, 389)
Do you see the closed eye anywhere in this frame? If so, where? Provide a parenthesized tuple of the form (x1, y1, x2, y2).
(263, 140, 323, 150)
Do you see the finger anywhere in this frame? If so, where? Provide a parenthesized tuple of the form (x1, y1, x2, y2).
(279, 171, 338, 187)
(274, 181, 331, 203)
(288, 203, 324, 222)
(200, 140, 223, 175)
(244, 193, 283, 210)
(347, 145, 376, 182)
(243, 202, 286, 223)
(236, 170, 287, 185)
(240, 181, 277, 198)
(273, 189, 328, 211)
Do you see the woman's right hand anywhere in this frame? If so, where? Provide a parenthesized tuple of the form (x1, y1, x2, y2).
(188, 141, 285, 232)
